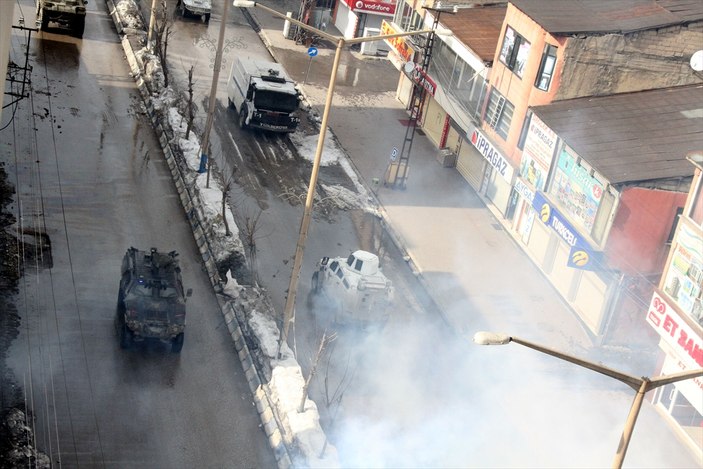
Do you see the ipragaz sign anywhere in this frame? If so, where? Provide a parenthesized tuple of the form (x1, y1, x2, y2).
(469, 129, 513, 183)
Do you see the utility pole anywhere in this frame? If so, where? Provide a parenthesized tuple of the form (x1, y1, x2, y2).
(201, 0, 231, 188)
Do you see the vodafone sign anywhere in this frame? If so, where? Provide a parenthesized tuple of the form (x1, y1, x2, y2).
(351, 0, 396, 16)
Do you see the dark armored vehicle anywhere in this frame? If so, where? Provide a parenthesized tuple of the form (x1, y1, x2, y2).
(36, 0, 87, 38)
(117, 247, 192, 353)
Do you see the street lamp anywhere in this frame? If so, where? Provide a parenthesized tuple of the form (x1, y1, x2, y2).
(473, 331, 703, 468)
(233, 0, 437, 355)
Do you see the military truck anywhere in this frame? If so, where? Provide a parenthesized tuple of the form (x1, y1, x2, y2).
(310, 250, 394, 328)
(36, 0, 87, 38)
(176, 0, 211, 24)
(117, 247, 192, 353)
(226, 57, 301, 133)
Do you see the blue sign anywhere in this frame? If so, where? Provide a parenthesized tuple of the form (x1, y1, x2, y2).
(531, 192, 603, 270)
(307, 47, 318, 57)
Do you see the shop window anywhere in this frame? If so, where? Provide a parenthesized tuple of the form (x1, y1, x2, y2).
(666, 207, 684, 245)
(484, 88, 514, 140)
(689, 176, 703, 227)
(535, 44, 558, 91)
(499, 26, 531, 78)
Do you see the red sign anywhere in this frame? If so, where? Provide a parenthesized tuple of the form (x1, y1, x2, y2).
(353, 0, 396, 16)
(340, 0, 396, 15)
(646, 292, 703, 368)
(381, 20, 414, 62)
(405, 62, 437, 96)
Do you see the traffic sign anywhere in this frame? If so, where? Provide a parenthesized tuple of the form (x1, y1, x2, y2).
(390, 147, 398, 162)
(307, 47, 318, 57)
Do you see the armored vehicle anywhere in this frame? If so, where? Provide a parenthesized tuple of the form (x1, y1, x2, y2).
(117, 247, 192, 353)
(176, 0, 211, 23)
(311, 250, 394, 328)
(36, 0, 87, 38)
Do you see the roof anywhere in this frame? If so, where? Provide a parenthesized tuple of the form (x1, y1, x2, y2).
(510, 0, 703, 34)
(438, 4, 507, 63)
(531, 84, 703, 185)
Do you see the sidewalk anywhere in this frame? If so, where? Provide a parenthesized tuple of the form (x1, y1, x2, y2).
(249, 1, 594, 355)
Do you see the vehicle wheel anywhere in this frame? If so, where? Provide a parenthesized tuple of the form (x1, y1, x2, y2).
(171, 333, 185, 353)
(203, 13, 210, 24)
(119, 324, 133, 349)
(40, 10, 50, 31)
(238, 107, 248, 129)
(311, 271, 321, 293)
(73, 17, 85, 38)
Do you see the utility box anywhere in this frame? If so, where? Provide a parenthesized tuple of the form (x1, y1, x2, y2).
(437, 148, 457, 168)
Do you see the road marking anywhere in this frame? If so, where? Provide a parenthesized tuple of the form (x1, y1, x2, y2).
(228, 131, 244, 163)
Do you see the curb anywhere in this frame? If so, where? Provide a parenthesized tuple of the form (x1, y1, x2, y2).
(106, 1, 293, 467)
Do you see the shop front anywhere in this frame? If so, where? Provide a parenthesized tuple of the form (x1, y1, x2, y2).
(469, 128, 515, 216)
(646, 291, 703, 456)
(521, 191, 613, 334)
(334, 0, 396, 39)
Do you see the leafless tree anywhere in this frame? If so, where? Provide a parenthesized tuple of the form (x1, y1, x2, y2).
(298, 330, 337, 413)
(241, 208, 264, 285)
(185, 65, 196, 139)
(151, 0, 174, 87)
(319, 339, 356, 457)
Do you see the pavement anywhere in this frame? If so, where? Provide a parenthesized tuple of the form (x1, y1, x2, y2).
(248, 0, 596, 357)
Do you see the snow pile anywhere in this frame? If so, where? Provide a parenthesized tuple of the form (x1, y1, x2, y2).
(114, 0, 145, 31)
(249, 311, 339, 467)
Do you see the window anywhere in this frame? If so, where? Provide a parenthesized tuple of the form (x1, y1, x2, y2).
(690, 175, 703, 227)
(535, 44, 558, 91)
(666, 207, 684, 244)
(393, 0, 423, 32)
(429, 40, 487, 121)
(499, 26, 531, 78)
(484, 88, 514, 140)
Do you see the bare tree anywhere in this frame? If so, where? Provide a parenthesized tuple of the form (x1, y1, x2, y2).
(319, 340, 357, 457)
(151, 0, 174, 86)
(184, 65, 196, 139)
(241, 208, 264, 285)
(298, 330, 337, 413)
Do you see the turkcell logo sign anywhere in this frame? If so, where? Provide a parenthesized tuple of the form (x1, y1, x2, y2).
(470, 129, 513, 183)
(531, 192, 600, 270)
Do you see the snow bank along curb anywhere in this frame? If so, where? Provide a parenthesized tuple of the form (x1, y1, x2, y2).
(248, 10, 450, 326)
(106, 1, 339, 467)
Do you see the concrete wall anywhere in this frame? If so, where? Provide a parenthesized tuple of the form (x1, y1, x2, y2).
(557, 22, 703, 100)
(606, 187, 688, 275)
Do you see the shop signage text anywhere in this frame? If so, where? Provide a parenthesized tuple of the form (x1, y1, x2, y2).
(514, 178, 534, 203)
(403, 62, 436, 96)
(381, 21, 414, 62)
(647, 291, 703, 368)
(351, 0, 396, 15)
(532, 191, 601, 270)
(469, 129, 513, 182)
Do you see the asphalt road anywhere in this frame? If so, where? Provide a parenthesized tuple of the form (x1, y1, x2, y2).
(2, 1, 275, 466)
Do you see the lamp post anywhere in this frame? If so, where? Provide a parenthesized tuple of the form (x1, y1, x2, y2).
(473, 331, 703, 468)
(233, 0, 437, 355)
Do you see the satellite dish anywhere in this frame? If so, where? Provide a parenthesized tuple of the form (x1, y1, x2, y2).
(691, 50, 703, 72)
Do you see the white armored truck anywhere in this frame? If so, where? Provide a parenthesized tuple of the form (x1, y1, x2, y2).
(227, 57, 300, 133)
(311, 250, 394, 328)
